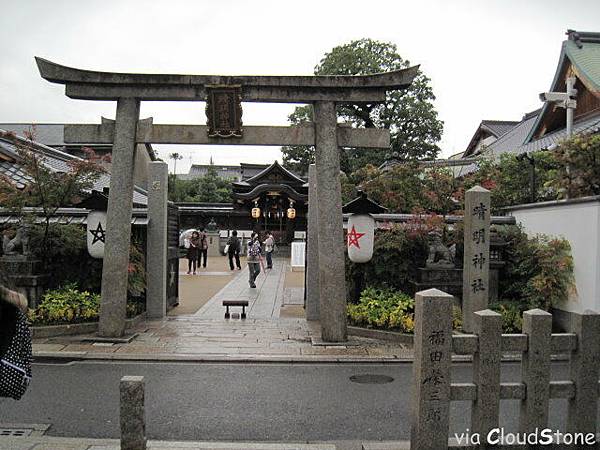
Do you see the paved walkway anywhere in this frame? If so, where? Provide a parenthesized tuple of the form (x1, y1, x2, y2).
(195, 258, 287, 319)
(32, 258, 413, 362)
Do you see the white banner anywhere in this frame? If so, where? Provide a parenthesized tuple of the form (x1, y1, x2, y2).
(291, 242, 306, 268)
(87, 211, 107, 259)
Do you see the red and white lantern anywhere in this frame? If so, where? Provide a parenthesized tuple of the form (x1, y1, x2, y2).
(342, 190, 387, 264)
(347, 213, 375, 263)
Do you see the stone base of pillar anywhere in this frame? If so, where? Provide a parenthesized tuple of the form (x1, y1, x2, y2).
(206, 231, 221, 257)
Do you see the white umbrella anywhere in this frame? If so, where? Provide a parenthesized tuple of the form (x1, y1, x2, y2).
(179, 229, 198, 248)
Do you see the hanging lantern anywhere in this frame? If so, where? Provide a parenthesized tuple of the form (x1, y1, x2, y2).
(287, 200, 296, 219)
(251, 201, 261, 219)
(342, 191, 387, 263)
(347, 214, 375, 263)
(86, 210, 107, 259)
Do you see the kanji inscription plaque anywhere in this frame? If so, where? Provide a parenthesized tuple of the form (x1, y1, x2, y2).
(206, 85, 243, 138)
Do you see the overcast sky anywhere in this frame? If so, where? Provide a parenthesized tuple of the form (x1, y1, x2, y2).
(1, 0, 599, 174)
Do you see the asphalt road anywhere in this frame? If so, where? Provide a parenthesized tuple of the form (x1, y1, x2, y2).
(0, 361, 592, 442)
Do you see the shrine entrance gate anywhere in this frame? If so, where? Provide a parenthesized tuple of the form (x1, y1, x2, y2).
(36, 57, 418, 342)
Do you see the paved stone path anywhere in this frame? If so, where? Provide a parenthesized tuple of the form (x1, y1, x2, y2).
(195, 259, 287, 320)
(32, 258, 414, 361)
(34, 316, 413, 361)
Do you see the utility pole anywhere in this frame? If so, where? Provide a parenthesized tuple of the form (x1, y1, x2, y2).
(539, 76, 578, 136)
(540, 76, 578, 197)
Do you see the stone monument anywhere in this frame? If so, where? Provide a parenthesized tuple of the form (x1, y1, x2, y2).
(205, 218, 221, 257)
(462, 186, 491, 332)
(0, 224, 48, 308)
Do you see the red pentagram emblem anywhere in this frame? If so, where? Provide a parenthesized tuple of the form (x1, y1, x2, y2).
(347, 225, 366, 249)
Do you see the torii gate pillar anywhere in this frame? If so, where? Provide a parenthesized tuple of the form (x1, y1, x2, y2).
(99, 98, 140, 337)
(314, 101, 347, 342)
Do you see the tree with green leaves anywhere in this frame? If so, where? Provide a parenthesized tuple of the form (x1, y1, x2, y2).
(168, 164, 233, 203)
(0, 130, 105, 266)
(282, 38, 443, 175)
(169, 152, 183, 175)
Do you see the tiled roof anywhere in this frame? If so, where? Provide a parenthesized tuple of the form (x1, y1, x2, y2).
(482, 120, 519, 138)
(455, 111, 600, 177)
(0, 124, 65, 147)
(567, 31, 600, 92)
(464, 120, 520, 157)
(0, 130, 147, 206)
(525, 31, 600, 144)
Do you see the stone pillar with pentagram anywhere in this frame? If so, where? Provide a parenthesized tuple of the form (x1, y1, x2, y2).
(462, 186, 491, 333)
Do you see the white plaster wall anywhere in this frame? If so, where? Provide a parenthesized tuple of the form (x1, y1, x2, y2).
(508, 201, 600, 313)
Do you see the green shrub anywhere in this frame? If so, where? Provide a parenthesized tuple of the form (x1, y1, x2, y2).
(347, 287, 415, 333)
(29, 223, 103, 292)
(490, 301, 525, 333)
(452, 305, 463, 332)
(29, 282, 145, 326)
(346, 224, 428, 297)
(549, 134, 600, 199)
(496, 225, 574, 310)
(127, 241, 146, 300)
(29, 283, 100, 325)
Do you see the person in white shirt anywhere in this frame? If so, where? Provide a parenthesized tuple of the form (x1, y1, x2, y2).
(264, 232, 275, 269)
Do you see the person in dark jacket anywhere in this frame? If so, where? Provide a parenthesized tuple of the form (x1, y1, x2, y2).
(199, 229, 209, 268)
(247, 232, 262, 288)
(186, 230, 200, 275)
(227, 230, 242, 270)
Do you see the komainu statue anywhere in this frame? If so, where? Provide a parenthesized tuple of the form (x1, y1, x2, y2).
(2, 225, 31, 256)
(426, 230, 454, 269)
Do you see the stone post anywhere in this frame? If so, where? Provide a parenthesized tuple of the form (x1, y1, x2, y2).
(99, 98, 140, 338)
(305, 163, 320, 321)
(314, 101, 347, 342)
(120, 375, 146, 450)
(462, 185, 491, 332)
(519, 308, 552, 433)
(567, 310, 600, 435)
(410, 288, 453, 450)
(471, 309, 502, 436)
(146, 161, 168, 319)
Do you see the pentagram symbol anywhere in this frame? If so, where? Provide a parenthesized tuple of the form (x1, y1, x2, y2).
(347, 225, 365, 249)
(89, 222, 106, 245)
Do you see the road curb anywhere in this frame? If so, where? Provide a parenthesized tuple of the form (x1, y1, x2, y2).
(33, 351, 569, 364)
(33, 351, 414, 364)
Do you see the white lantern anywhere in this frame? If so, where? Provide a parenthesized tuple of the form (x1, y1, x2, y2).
(87, 210, 107, 259)
(342, 190, 387, 264)
(347, 213, 375, 263)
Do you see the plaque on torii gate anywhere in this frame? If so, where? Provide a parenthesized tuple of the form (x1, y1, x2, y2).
(35, 57, 418, 341)
(206, 85, 243, 138)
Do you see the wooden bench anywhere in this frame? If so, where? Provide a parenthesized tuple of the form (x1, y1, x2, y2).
(222, 300, 249, 319)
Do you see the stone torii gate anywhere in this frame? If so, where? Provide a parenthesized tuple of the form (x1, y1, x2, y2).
(35, 57, 418, 341)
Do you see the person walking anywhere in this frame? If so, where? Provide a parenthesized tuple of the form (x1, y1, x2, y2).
(186, 230, 200, 275)
(247, 232, 262, 288)
(227, 230, 242, 270)
(264, 232, 275, 269)
(199, 229, 208, 268)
